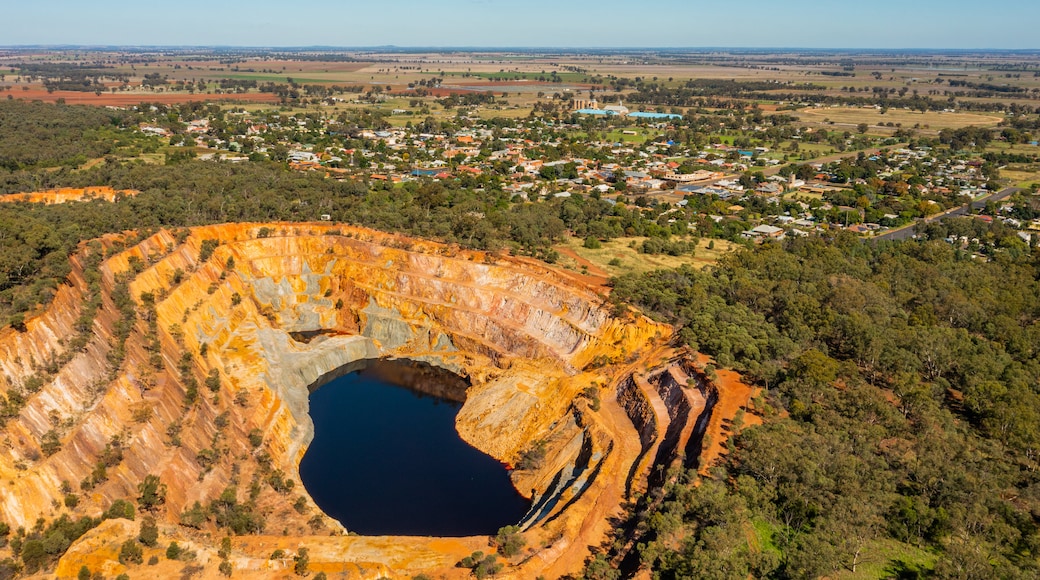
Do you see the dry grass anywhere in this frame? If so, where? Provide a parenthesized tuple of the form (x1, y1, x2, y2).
(796, 106, 1003, 131)
(1000, 169, 1040, 188)
(556, 235, 738, 277)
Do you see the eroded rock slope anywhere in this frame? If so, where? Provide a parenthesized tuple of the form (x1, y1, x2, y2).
(0, 223, 716, 578)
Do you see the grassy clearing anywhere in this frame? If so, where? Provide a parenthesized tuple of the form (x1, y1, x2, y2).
(604, 128, 660, 144)
(750, 519, 782, 557)
(831, 538, 938, 580)
(136, 153, 166, 165)
(796, 106, 1003, 130)
(556, 235, 738, 277)
(476, 107, 534, 119)
(1000, 169, 1040, 188)
(987, 143, 1040, 155)
(749, 520, 937, 580)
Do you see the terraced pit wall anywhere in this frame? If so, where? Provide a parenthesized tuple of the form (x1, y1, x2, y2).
(0, 222, 697, 578)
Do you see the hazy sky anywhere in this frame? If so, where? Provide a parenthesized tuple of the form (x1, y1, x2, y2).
(4, 0, 1038, 49)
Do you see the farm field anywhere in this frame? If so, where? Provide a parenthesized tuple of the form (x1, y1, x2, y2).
(795, 106, 1004, 131)
(0, 85, 280, 105)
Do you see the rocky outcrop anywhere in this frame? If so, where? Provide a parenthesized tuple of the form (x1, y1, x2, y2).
(0, 222, 717, 578)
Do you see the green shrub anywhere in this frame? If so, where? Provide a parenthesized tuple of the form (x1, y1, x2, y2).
(199, 239, 219, 262)
(137, 475, 167, 510)
(494, 525, 526, 557)
(40, 430, 61, 456)
(515, 440, 547, 470)
(293, 547, 309, 576)
(179, 502, 208, 529)
(138, 516, 158, 547)
(118, 539, 143, 565)
(102, 499, 135, 521)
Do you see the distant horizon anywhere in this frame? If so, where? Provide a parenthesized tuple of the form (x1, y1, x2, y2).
(5, 1, 1039, 50)
(3, 45, 1039, 53)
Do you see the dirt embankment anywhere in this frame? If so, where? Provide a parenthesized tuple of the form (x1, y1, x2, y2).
(692, 353, 762, 473)
(0, 186, 138, 204)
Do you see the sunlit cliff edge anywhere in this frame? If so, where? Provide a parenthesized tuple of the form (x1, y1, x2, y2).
(0, 187, 138, 205)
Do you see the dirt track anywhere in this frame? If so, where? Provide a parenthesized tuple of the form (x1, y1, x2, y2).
(694, 353, 761, 473)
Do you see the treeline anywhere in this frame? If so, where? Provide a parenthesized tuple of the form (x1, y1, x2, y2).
(0, 100, 128, 170)
(0, 159, 682, 322)
(620, 84, 1037, 114)
(437, 92, 497, 109)
(938, 126, 996, 150)
(594, 233, 1040, 578)
(947, 79, 1028, 93)
(13, 63, 130, 92)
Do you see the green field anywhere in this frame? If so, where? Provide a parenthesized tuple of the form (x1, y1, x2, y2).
(604, 128, 659, 144)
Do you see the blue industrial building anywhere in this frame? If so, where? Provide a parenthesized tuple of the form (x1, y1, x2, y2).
(628, 111, 683, 120)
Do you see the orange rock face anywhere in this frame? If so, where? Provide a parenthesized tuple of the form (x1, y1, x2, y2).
(0, 186, 138, 205)
(0, 223, 718, 578)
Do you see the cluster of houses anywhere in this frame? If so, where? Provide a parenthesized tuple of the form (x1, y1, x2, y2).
(136, 104, 1027, 245)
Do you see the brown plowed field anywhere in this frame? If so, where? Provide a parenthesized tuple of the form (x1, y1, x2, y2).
(4, 87, 279, 106)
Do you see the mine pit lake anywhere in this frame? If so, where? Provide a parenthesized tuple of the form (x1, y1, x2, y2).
(299, 361, 531, 536)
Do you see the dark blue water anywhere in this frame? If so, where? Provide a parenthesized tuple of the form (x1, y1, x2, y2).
(299, 362, 531, 536)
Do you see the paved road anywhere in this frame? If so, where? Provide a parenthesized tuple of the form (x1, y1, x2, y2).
(874, 187, 1024, 241)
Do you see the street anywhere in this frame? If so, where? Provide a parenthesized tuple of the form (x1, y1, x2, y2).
(874, 187, 1024, 241)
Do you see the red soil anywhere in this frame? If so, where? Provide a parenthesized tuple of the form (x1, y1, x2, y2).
(555, 247, 611, 287)
(694, 353, 762, 473)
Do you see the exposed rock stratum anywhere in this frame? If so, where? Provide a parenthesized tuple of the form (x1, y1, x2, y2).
(0, 223, 721, 578)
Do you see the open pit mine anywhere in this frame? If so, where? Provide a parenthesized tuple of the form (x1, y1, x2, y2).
(0, 222, 725, 579)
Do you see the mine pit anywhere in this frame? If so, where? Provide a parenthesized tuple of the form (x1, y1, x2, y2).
(299, 359, 531, 536)
(0, 222, 726, 578)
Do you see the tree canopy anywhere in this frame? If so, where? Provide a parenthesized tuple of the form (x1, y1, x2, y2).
(604, 234, 1040, 578)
